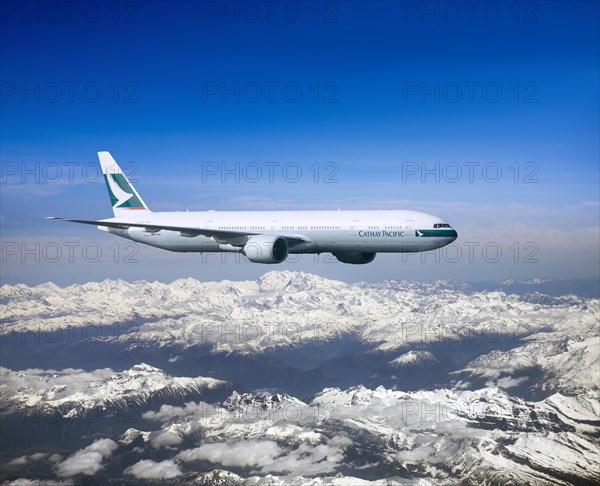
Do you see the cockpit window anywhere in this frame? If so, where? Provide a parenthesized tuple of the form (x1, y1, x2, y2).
(434, 223, 451, 228)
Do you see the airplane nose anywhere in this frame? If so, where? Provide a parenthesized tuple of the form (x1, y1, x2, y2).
(449, 229, 458, 241)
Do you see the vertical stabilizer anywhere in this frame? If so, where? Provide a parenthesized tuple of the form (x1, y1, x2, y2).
(98, 151, 151, 217)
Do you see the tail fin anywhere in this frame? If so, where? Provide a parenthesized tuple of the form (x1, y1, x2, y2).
(98, 151, 151, 217)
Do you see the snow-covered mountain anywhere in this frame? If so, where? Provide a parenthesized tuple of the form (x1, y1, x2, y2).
(490, 276, 599, 298)
(0, 363, 232, 419)
(1, 271, 598, 484)
(4, 382, 597, 484)
(2, 271, 596, 396)
(2, 271, 595, 356)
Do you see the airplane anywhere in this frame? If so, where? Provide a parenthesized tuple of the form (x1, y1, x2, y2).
(48, 152, 458, 264)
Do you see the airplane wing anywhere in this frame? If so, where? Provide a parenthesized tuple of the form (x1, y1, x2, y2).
(46, 217, 310, 246)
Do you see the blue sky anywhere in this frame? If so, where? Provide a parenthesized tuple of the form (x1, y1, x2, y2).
(1, 0, 598, 285)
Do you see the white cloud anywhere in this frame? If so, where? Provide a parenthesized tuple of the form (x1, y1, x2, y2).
(149, 429, 183, 449)
(176, 439, 282, 468)
(264, 435, 352, 476)
(124, 459, 182, 479)
(7, 456, 29, 466)
(7, 453, 49, 466)
(49, 454, 63, 463)
(55, 438, 117, 477)
(143, 401, 205, 422)
(495, 376, 529, 389)
(581, 200, 600, 207)
(396, 445, 442, 464)
(176, 436, 351, 476)
(3, 480, 74, 486)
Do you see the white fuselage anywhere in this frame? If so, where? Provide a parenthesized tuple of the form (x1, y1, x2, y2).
(104, 209, 457, 254)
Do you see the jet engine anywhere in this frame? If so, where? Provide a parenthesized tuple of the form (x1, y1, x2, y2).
(333, 251, 376, 264)
(243, 235, 289, 264)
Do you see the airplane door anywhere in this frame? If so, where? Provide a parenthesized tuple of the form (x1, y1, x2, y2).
(350, 219, 365, 247)
(405, 219, 416, 239)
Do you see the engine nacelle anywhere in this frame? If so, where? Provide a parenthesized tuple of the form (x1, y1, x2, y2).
(333, 251, 376, 264)
(243, 235, 289, 264)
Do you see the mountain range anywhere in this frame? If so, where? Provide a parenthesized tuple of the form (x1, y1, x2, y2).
(1, 271, 598, 484)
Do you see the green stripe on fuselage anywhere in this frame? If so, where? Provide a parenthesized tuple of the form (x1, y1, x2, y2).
(416, 229, 458, 237)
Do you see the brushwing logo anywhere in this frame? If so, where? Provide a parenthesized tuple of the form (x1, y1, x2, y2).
(103, 173, 144, 209)
(106, 173, 133, 207)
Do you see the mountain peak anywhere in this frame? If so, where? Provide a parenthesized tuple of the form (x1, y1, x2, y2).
(129, 363, 163, 373)
(258, 270, 346, 293)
